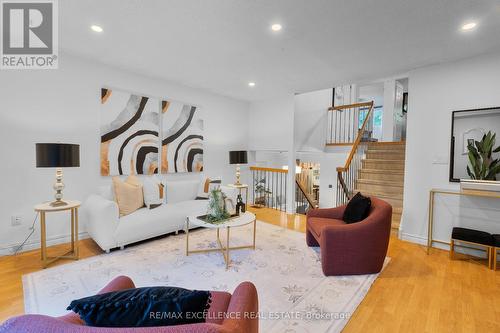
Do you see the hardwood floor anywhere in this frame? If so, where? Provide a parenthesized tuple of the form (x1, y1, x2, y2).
(1, 207, 498, 332)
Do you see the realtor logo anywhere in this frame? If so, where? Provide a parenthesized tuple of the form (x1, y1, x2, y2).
(1, 0, 58, 69)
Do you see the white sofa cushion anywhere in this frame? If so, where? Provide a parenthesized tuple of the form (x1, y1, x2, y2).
(112, 176, 144, 217)
(165, 180, 200, 203)
(114, 200, 208, 245)
(197, 177, 221, 199)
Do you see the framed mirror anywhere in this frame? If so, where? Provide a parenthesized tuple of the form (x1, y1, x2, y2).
(449, 107, 500, 182)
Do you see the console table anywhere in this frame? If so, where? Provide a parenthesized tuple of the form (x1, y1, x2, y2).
(427, 188, 500, 254)
(34, 200, 81, 268)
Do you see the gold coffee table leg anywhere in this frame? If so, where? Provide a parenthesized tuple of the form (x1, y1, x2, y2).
(71, 208, 75, 253)
(185, 219, 190, 256)
(74, 207, 79, 258)
(40, 212, 46, 264)
(253, 219, 256, 249)
(226, 226, 230, 269)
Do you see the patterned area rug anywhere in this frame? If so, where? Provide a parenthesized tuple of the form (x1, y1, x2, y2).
(23, 221, 389, 332)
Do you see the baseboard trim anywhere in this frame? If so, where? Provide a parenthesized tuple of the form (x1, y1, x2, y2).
(0, 232, 89, 256)
(400, 232, 488, 258)
(400, 232, 428, 246)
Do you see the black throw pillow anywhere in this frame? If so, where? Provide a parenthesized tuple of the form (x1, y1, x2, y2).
(67, 286, 211, 328)
(342, 192, 371, 224)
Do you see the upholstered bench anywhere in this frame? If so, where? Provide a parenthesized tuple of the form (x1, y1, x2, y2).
(450, 227, 494, 269)
(493, 234, 500, 271)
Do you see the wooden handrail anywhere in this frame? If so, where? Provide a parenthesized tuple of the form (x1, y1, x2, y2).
(328, 101, 374, 111)
(336, 101, 374, 172)
(250, 166, 288, 173)
(296, 179, 318, 209)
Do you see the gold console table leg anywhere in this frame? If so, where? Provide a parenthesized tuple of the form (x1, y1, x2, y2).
(40, 212, 46, 262)
(427, 190, 434, 255)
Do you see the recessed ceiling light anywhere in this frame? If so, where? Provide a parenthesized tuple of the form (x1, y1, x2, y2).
(271, 24, 282, 32)
(91, 25, 103, 33)
(461, 22, 477, 31)
(248, 82, 256, 87)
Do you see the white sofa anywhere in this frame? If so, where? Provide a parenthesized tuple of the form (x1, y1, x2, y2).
(83, 179, 210, 252)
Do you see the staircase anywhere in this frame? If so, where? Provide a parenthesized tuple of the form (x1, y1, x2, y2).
(355, 142, 405, 230)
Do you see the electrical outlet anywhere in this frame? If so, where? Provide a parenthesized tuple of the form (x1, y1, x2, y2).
(328, 184, 333, 188)
(11, 215, 22, 226)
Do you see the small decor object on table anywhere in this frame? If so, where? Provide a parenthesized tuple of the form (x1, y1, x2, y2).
(227, 183, 249, 211)
(35, 200, 81, 268)
(236, 194, 246, 215)
(206, 188, 231, 223)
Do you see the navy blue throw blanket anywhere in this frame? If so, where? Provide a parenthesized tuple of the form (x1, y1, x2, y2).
(67, 287, 211, 327)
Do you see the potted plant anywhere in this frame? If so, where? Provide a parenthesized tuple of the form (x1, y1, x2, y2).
(253, 178, 272, 208)
(205, 189, 231, 223)
(466, 131, 500, 180)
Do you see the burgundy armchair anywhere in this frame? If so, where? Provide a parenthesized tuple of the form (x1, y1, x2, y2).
(1, 276, 259, 333)
(306, 197, 392, 276)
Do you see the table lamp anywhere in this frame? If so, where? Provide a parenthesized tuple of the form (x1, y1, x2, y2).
(229, 151, 248, 186)
(36, 143, 80, 206)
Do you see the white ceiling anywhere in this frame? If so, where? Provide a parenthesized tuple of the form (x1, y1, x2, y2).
(61, 0, 500, 101)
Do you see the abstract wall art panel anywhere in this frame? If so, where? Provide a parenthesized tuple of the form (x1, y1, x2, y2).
(100, 88, 160, 176)
(160, 100, 204, 173)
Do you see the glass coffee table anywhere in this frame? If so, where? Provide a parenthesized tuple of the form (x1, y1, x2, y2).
(185, 212, 256, 269)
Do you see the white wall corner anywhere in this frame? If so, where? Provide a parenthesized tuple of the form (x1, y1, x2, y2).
(382, 79, 396, 141)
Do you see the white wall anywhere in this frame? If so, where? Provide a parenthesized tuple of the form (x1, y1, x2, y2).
(382, 79, 396, 141)
(0, 53, 249, 255)
(247, 95, 295, 211)
(402, 52, 500, 247)
(294, 88, 332, 152)
(294, 89, 350, 208)
(248, 96, 294, 151)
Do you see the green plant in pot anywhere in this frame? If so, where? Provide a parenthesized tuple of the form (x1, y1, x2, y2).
(253, 178, 272, 207)
(206, 188, 231, 223)
(466, 131, 500, 180)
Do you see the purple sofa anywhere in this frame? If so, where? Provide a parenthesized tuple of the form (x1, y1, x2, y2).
(306, 197, 392, 276)
(0, 276, 259, 333)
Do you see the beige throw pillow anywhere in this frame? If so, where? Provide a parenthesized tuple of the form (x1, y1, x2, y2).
(112, 176, 144, 217)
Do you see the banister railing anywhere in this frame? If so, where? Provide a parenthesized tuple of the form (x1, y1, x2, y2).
(295, 179, 318, 214)
(335, 101, 374, 205)
(326, 101, 375, 145)
(250, 166, 287, 211)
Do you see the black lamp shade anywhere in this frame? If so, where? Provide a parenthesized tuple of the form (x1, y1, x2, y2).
(229, 151, 248, 165)
(36, 143, 80, 168)
(229, 150, 248, 165)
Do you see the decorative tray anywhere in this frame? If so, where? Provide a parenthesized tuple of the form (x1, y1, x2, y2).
(196, 213, 240, 224)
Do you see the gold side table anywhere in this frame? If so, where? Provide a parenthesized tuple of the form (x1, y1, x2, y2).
(34, 200, 81, 268)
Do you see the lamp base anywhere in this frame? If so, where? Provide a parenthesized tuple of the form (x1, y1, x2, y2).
(50, 200, 68, 207)
(53, 168, 66, 205)
(235, 164, 242, 186)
